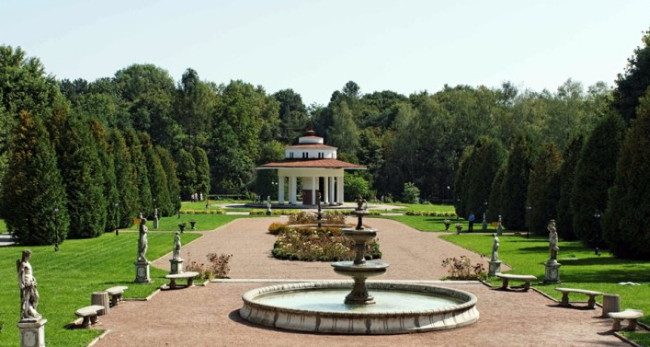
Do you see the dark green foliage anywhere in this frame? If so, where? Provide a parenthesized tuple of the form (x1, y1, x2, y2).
(2, 111, 70, 245)
(273, 89, 309, 143)
(123, 129, 153, 216)
(453, 147, 473, 217)
(141, 133, 172, 217)
(252, 141, 284, 199)
(500, 136, 531, 230)
(109, 129, 138, 228)
(344, 173, 372, 201)
(603, 91, 650, 259)
(571, 112, 626, 246)
(192, 146, 210, 196)
(176, 148, 196, 200)
(556, 136, 584, 239)
(401, 182, 420, 204)
(89, 120, 119, 232)
(526, 143, 563, 235)
(55, 112, 106, 239)
(173, 68, 217, 147)
(157, 146, 181, 213)
(487, 165, 506, 222)
(613, 30, 650, 122)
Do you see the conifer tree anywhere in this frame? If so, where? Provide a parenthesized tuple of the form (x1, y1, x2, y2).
(141, 133, 172, 216)
(487, 165, 506, 222)
(463, 137, 506, 219)
(176, 148, 196, 200)
(603, 91, 650, 259)
(526, 143, 563, 234)
(124, 129, 153, 216)
(500, 136, 531, 230)
(192, 146, 211, 197)
(2, 111, 70, 245)
(571, 112, 626, 246)
(556, 136, 584, 240)
(109, 129, 139, 227)
(157, 146, 181, 213)
(56, 112, 106, 238)
(89, 119, 119, 232)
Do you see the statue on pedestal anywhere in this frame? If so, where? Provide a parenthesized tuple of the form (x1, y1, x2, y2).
(548, 219, 559, 261)
(17, 250, 41, 321)
(172, 232, 182, 261)
(491, 234, 499, 262)
(137, 217, 149, 262)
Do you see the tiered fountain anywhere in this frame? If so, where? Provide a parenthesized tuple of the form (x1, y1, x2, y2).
(240, 200, 479, 334)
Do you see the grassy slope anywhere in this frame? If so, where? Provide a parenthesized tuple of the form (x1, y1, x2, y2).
(127, 214, 247, 232)
(0, 232, 200, 347)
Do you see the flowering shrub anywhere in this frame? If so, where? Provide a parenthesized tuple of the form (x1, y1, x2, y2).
(272, 227, 381, 261)
(185, 252, 233, 279)
(268, 222, 288, 235)
(441, 256, 486, 280)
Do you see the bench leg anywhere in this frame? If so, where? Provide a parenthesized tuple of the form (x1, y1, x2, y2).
(187, 277, 194, 287)
(170, 279, 177, 289)
(500, 279, 509, 290)
(81, 317, 91, 328)
(612, 318, 622, 331)
(625, 319, 638, 331)
(110, 296, 118, 307)
(523, 281, 530, 291)
(90, 315, 98, 325)
(587, 295, 596, 309)
(560, 293, 570, 306)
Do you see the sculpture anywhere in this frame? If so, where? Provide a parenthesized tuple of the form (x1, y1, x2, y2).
(172, 232, 182, 261)
(491, 234, 499, 262)
(138, 217, 149, 262)
(355, 196, 367, 211)
(17, 250, 41, 321)
(548, 219, 559, 261)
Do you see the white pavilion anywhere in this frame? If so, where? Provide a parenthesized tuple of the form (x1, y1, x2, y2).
(257, 130, 365, 206)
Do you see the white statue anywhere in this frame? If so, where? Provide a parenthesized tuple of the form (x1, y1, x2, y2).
(491, 234, 499, 262)
(548, 219, 559, 261)
(172, 232, 182, 261)
(17, 250, 41, 321)
(138, 217, 149, 262)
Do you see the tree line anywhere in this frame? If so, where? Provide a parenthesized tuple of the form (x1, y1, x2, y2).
(0, 29, 649, 258)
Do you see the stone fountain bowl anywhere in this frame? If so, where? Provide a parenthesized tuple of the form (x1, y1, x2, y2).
(240, 281, 479, 334)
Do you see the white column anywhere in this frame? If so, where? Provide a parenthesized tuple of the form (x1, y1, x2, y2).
(278, 175, 285, 204)
(323, 176, 330, 204)
(337, 175, 344, 204)
(311, 176, 316, 205)
(329, 176, 335, 205)
(289, 176, 297, 204)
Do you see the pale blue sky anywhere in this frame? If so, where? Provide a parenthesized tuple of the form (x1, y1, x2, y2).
(1, 0, 649, 105)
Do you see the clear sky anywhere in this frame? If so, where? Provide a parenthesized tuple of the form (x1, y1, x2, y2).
(1, 0, 649, 106)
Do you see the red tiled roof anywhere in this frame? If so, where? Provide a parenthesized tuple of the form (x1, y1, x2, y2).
(287, 144, 336, 149)
(257, 159, 366, 169)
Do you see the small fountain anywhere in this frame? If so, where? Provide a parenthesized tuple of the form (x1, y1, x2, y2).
(240, 197, 479, 334)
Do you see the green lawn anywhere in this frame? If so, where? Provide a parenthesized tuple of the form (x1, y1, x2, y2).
(440, 233, 650, 342)
(128, 214, 247, 232)
(0, 231, 201, 347)
(376, 215, 500, 234)
(389, 203, 457, 214)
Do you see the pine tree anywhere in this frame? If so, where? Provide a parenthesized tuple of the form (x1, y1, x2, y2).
(157, 146, 181, 213)
(109, 129, 138, 227)
(556, 136, 584, 240)
(55, 112, 106, 239)
(176, 148, 196, 200)
(2, 111, 70, 245)
(141, 133, 172, 217)
(463, 137, 506, 219)
(500, 136, 531, 230)
(89, 119, 119, 232)
(571, 112, 626, 246)
(526, 143, 563, 235)
(487, 165, 506, 222)
(124, 129, 153, 216)
(603, 91, 650, 259)
(192, 146, 211, 197)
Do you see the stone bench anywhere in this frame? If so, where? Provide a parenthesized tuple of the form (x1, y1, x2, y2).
(164, 272, 199, 289)
(495, 273, 537, 291)
(609, 309, 644, 331)
(106, 286, 128, 306)
(555, 287, 604, 309)
(75, 305, 106, 327)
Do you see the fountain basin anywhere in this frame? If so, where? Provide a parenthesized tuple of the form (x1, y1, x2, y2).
(240, 281, 479, 334)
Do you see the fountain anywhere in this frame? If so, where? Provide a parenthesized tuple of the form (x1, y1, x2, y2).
(240, 198, 479, 334)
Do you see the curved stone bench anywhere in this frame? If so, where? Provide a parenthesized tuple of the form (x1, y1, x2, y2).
(609, 309, 644, 331)
(495, 273, 537, 291)
(106, 286, 128, 306)
(75, 305, 105, 327)
(164, 272, 199, 289)
(555, 287, 603, 309)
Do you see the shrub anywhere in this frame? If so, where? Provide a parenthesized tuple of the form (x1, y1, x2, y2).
(271, 227, 381, 261)
(268, 222, 288, 235)
(184, 252, 233, 279)
(401, 182, 420, 203)
(441, 256, 486, 280)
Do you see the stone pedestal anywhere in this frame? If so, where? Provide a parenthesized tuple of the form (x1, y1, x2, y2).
(153, 218, 159, 229)
(17, 319, 46, 347)
(169, 258, 184, 275)
(602, 294, 621, 317)
(134, 260, 151, 283)
(544, 260, 561, 284)
(91, 291, 110, 315)
(488, 260, 502, 276)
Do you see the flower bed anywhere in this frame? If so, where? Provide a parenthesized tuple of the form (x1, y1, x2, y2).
(272, 227, 381, 261)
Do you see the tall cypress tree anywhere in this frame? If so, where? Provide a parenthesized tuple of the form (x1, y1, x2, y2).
(603, 91, 650, 259)
(571, 112, 626, 246)
(463, 137, 506, 219)
(487, 165, 506, 222)
(90, 120, 119, 232)
(556, 135, 584, 240)
(109, 129, 138, 227)
(56, 112, 106, 239)
(2, 111, 70, 245)
(526, 143, 563, 235)
(157, 146, 181, 213)
(141, 132, 172, 216)
(124, 129, 153, 216)
(176, 148, 196, 200)
(500, 136, 531, 231)
(192, 146, 211, 197)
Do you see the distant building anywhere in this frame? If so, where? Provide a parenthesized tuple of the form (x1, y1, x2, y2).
(256, 130, 365, 205)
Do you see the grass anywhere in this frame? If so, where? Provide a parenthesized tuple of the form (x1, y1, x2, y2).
(376, 215, 500, 234)
(127, 214, 248, 232)
(439, 233, 650, 345)
(0, 231, 201, 347)
(389, 203, 457, 213)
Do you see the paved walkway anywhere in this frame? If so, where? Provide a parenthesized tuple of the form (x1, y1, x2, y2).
(94, 218, 629, 347)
